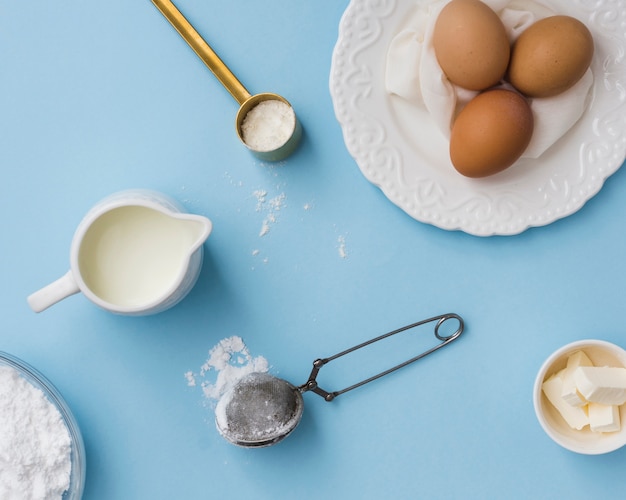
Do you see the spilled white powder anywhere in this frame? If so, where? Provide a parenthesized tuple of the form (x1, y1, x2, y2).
(254, 190, 286, 237)
(184, 371, 196, 387)
(0, 366, 72, 500)
(241, 100, 295, 152)
(253, 189, 267, 211)
(338, 235, 348, 259)
(259, 217, 274, 237)
(268, 193, 286, 211)
(250, 249, 269, 270)
(223, 171, 244, 189)
(186, 336, 269, 401)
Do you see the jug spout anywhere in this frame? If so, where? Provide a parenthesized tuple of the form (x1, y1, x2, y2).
(180, 214, 213, 252)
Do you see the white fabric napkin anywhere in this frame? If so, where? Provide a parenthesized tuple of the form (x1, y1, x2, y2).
(385, 0, 593, 159)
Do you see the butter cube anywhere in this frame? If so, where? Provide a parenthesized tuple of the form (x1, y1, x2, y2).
(542, 372, 589, 430)
(588, 403, 621, 433)
(561, 350, 593, 407)
(574, 366, 626, 406)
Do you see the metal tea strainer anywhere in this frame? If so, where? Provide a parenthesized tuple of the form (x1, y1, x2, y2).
(215, 313, 464, 447)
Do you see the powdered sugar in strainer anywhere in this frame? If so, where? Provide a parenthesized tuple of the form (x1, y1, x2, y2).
(215, 313, 464, 447)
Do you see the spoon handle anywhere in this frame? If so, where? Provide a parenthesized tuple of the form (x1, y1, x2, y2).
(151, 0, 251, 105)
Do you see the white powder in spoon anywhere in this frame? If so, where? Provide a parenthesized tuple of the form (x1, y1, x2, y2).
(241, 100, 295, 152)
(0, 365, 72, 500)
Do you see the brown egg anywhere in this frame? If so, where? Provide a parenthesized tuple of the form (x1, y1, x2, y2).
(450, 89, 533, 178)
(433, 0, 510, 91)
(508, 16, 594, 98)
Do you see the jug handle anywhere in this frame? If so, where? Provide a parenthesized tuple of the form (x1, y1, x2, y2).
(27, 271, 81, 313)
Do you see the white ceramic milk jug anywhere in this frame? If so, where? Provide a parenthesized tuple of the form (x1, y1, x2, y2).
(27, 189, 213, 315)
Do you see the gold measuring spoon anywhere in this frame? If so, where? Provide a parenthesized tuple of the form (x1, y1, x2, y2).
(151, 0, 301, 161)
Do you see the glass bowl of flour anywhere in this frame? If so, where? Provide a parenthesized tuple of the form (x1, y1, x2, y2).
(0, 352, 86, 499)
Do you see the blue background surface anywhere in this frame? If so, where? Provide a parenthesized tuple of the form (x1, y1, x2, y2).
(1, 1, 626, 498)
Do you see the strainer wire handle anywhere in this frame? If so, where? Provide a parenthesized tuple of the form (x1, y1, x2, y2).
(299, 313, 464, 402)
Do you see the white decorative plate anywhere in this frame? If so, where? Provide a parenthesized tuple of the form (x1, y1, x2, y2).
(329, 0, 626, 236)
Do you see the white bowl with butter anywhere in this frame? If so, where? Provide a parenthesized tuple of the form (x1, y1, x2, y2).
(533, 340, 626, 455)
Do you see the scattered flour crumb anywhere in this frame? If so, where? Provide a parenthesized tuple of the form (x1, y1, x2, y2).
(253, 190, 286, 237)
(184, 371, 196, 387)
(338, 235, 348, 259)
(223, 171, 244, 188)
(251, 249, 269, 267)
(259, 220, 271, 237)
(253, 190, 267, 211)
(268, 193, 286, 211)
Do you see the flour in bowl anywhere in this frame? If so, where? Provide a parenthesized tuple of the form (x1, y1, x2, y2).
(0, 365, 72, 500)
